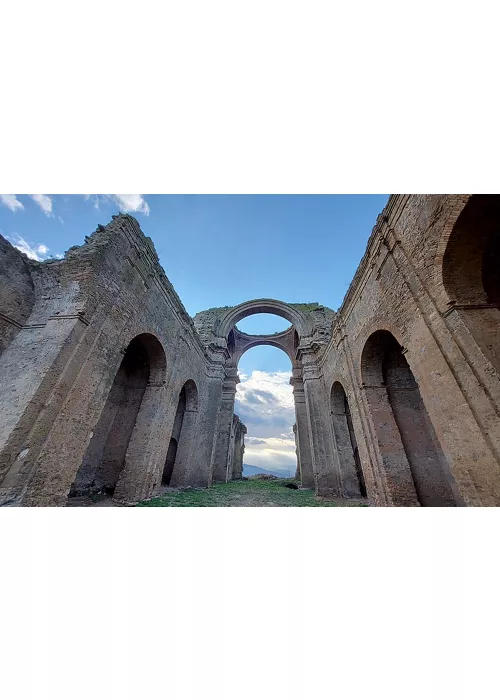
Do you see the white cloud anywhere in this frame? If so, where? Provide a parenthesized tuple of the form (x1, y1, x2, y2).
(236, 369, 296, 470)
(111, 194, 150, 215)
(28, 194, 54, 217)
(243, 434, 297, 471)
(0, 194, 24, 212)
(6, 234, 52, 261)
(236, 370, 294, 412)
(83, 194, 150, 215)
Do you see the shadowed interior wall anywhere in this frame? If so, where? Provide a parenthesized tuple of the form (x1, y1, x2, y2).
(331, 382, 366, 498)
(71, 336, 150, 496)
(363, 331, 457, 506)
(443, 194, 500, 374)
(162, 387, 186, 485)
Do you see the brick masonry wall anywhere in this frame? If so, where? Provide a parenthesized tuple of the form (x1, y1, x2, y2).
(0, 236, 35, 355)
(321, 195, 500, 506)
(0, 216, 222, 505)
(1, 197, 500, 506)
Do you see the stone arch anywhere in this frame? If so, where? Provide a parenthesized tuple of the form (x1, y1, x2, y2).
(361, 330, 458, 506)
(163, 379, 199, 487)
(217, 298, 311, 339)
(229, 326, 297, 367)
(330, 381, 366, 498)
(208, 300, 332, 492)
(442, 194, 500, 376)
(70, 332, 167, 500)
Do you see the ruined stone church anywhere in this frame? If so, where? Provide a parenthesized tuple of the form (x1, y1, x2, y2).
(1, 194, 499, 506)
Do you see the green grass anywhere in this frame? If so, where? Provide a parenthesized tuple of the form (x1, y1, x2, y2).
(137, 478, 368, 507)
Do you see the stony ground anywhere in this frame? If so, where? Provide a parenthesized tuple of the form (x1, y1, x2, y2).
(137, 477, 369, 507)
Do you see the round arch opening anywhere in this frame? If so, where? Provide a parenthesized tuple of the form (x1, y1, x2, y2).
(217, 299, 310, 339)
(69, 332, 167, 502)
(235, 313, 292, 336)
(361, 330, 458, 506)
(235, 345, 297, 479)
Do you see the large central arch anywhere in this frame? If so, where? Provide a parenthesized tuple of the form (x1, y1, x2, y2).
(209, 302, 318, 489)
(193, 298, 338, 496)
(228, 327, 297, 366)
(216, 298, 313, 339)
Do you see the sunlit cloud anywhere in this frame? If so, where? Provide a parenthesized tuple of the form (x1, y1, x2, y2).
(0, 194, 24, 212)
(6, 234, 54, 261)
(29, 194, 53, 217)
(83, 194, 150, 215)
(236, 369, 296, 469)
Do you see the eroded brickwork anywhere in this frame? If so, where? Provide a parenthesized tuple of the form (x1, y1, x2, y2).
(0, 216, 224, 505)
(1, 195, 500, 506)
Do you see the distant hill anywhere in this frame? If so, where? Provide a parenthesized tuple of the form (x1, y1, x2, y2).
(243, 463, 294, 479)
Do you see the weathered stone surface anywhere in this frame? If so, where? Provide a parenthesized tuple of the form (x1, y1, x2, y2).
(1, 195, 500, 506)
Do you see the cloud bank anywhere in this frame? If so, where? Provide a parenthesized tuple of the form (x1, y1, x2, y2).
(0, 194, 24, 212)
(84, 194, 150, 215)
(235, 369, 296, 471)
(29, 194, 53, 216)
(5, 234, 62, 261)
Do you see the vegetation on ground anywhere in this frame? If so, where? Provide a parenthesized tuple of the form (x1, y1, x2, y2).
(137, 477, 368, 507)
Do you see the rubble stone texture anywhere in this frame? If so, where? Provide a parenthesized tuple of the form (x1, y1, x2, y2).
(1, 195, 500, 506)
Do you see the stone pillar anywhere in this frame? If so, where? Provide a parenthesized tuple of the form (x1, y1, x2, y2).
(210, 368, 239, 483)
(225, 415, 237, 482)
(293, 423, 301, 480)
(334, 319, 383, 505)
(301, 356, 342, 497)
(188, 372, 224, 487)
(290, 373, 315, 489)
(231, 419, 246, 480)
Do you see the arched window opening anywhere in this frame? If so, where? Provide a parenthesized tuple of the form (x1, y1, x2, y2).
(361, 330, 457, 506)
(227, 329, 236, 354)
(70, 333, 166, 501)
(331, 382, 366, 498)
(443, 194, 500, 374)
(162, 380, 199, 487)
(236, 346, 296, 479)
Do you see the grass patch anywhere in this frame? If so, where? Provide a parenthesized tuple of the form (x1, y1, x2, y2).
(137, 478, 368, 507)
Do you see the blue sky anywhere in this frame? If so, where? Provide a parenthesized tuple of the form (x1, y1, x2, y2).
(0, 193, 388, 470)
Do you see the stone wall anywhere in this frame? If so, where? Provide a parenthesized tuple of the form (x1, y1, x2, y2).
(1, 195, 500, 506)
(0, 236, 35, 356)
(320, 194, 500, 506)
(231, 416, 246, 481)
(0, 215, 225, 505)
